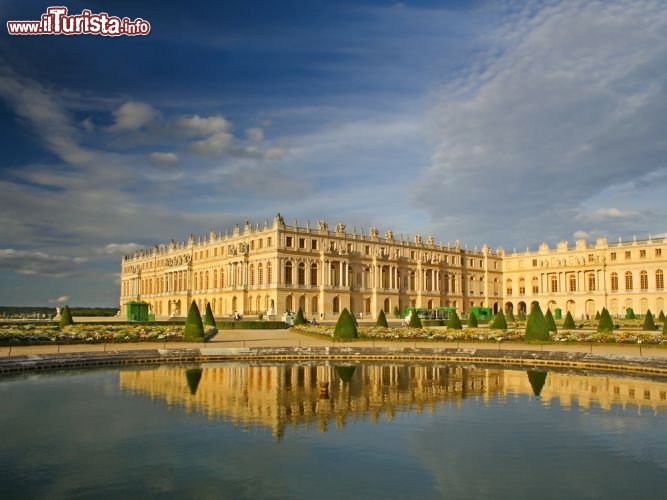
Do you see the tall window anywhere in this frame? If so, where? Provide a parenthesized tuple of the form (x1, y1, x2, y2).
(506, 279, 512, 296)
(298, 262, 306, 285)
(587, 273, 595, 292)
(267, 262, 272, 284)
(258, 263, 263, 285)
(285, 261, 293, 285)
(205, 271, 209, 289)
(569, 274, 576, 292)
(625, 271, 633, 291)
(610, 272, 618, 291)
(519, 277, 525, 295)
(656, 270, 664, 290)
(220, 269, 224, 288)
(213, 270, 218, 289)
(532, 276, 539, 294)
(640, 270, 648, 290)
(550, 275, 558, 293)
(249, 265, 255, 286)
(311, 263, 318, 286)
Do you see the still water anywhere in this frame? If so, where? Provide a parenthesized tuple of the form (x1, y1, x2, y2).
(2, 362, 667, 499)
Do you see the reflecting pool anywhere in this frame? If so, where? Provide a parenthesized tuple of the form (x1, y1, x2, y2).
(2, 362, 667, 499)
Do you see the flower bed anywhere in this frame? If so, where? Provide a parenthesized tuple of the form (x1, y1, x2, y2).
(293, 324, 667, 344)
(0, 323, 186, 345)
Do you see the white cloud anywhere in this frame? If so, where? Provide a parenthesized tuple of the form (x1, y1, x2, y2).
(573, 230, 590, 240)
(99, 243, 143, 255)
(174, 114, 230, 138)
(49, 295, 70, 303)
(0, 249, 88, 277)
(595, 207, 639, 218)
(263, 147, 287, 160)
(187, 131, 235, 158)
(107, 101, 159, 132)
(246, 127, 264, 143)
(410, 0, 667, 247)
(149, 152, 179, 166)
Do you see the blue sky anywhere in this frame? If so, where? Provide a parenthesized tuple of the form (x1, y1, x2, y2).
(1, 0, 666, 306)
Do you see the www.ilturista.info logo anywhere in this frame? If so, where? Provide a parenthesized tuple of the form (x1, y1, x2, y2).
(7, 6, 150, 36)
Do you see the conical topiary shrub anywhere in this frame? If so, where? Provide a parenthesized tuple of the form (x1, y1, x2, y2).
(643, 309, 658, 331)
(506, 309, 515, 323)
(562, 311, 576, 329)
(333, 308, 358, 340)
(393, 305, 400, 318)
(597, 307, 614, 333)
(468, 311, 478, 327)
(59, 304, 74, 328)
(626, 308, 636, 319)
(663, 317, 667, 337)
(184, 301, 205, 339)
(293, 307, 307, 326)
(594, 310, 601, 320)
(408, 310, 423, 328)
(490, 309, 507, 330)
(659, 310, 666, 322)
(203, 302, 217, 328)
(545, 309, 557, 334)
(447, 310, 463, 330)
(527, 371, 548, 397)
(525, 302, 549, 341)
(376, 309, 389, 327)
(185, 368, 203, 395)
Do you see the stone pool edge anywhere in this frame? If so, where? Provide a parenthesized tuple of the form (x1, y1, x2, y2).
(3, 346, 667, 377)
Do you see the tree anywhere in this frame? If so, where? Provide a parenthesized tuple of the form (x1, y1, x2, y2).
(643, 309, 658, 331)
(597, 307, 614, 333)
(59, 304, 74, 328)
(659, 310, 666, 322)
(447, 310, 463, 330)
(184, 301, 205, 339)
(293, 307, 307, 326)
(468, 311, 478, 327)
(626, 308, 636, 319)
(562, 311, 576, 329)
(524, 302, 549, 341)
(662, 316, 667, 337)
(408, 310, 423, 328)
(203, 303, 217, 328)
(334, 308, 358, 340)
(376, 309, 389, 327)
(594, 310, 601, 320)
(393, 305, 400, 318)
(490, 309, 507, 330)
(545, 309, 557, 334)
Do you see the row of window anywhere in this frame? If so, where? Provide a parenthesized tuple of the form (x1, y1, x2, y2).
(506, 270, 665, 295)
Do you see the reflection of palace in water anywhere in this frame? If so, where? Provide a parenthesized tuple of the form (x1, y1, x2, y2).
(119, 363, 667, 437)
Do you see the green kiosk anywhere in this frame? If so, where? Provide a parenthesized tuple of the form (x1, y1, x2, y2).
(126, 301, 149, 322)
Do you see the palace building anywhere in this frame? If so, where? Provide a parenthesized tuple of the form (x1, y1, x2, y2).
(119, 213, 667, 320)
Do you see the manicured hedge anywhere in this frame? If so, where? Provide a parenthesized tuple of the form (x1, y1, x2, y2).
(423, 319, 445, 327)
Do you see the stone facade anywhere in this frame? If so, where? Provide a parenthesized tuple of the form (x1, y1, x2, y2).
(120, 214, 667, 320)
(503, 235, 666, 319)
(120, 214, 503, 320)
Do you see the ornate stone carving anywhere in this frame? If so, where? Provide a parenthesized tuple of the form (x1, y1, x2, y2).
(427, 235, 435, 245)
(370, 227, 379, 238)
(414, 234, 422, 244)
(335, 223, 346, 234)
(317, 220, 328, 231)
(385, 230, 394, 241)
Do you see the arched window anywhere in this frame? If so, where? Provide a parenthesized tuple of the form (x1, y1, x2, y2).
(532, 276, 539, 294)
(249, 264, 255, 286)
(220, 269, 224, 288)
(267, 262, 272, 284)
(519, 277, 526, 295)
(213, 270, 218, 289)
(657, 270, 664, 290)
(610, 272, 618, 291)
(569, 274, 576, 292)
(258, 263, 263, 285)
(506, 279, 512, 296)
(298, 262, 306, 285)
(550, 275, 558, 293)
(285, 261, 293, 285)
(587, 273, 595, 292)
(194, 274, 198, 290)
(625, 271, 633, 291)
(640, 270, 648, 290)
